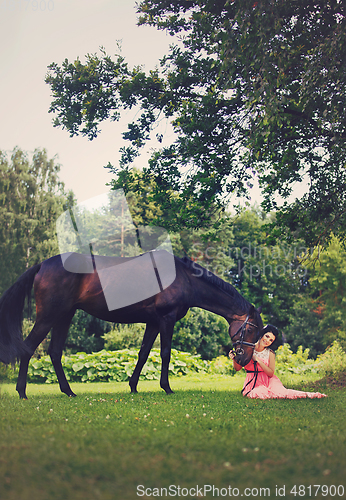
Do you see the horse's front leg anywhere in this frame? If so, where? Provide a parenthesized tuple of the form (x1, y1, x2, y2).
(129, 323, 159, 393)
(48, 315, 76, 397)
(159, 315, 175, 394)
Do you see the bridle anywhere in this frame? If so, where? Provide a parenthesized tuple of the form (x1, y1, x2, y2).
(229, 312, 260, 356)
(230, 313, 259, 355)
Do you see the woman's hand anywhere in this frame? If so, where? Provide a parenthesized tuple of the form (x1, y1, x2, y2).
(252, 352, 258, 361)
(229, 350, 243, 371)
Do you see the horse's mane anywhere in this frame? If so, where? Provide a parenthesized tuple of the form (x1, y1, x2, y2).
(178, 256, 251, 312)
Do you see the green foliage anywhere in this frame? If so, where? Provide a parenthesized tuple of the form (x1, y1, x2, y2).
(112, 167, 170, 228)
(208, 355, 235, 376)
(0, 362, 9, 383)
(306, 237, 346, 350)
(0, 147, 67, 295)
(66, 310, 110, 354)
(274, 341, 346, 380)
(172, 308, 230, 360)
(23, 340, 346, 386)
(171, 212, 235, 269)
(46, 1, 346, 244)
(221, 211, 346, 355)
(26, 349, 210, 384)
(224, 208, 309, 331)
(315, 340, 346, 379)
(102, 323, 151, 350)
(275, 344, 318, 377)
(284, 296, 324, 358)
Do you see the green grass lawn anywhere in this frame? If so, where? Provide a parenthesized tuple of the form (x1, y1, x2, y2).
(0, 373, 345, 500)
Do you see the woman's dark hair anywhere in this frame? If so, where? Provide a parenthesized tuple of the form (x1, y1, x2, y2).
(259, 324, 280, 350)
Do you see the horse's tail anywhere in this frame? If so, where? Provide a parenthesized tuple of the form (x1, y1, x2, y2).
(0, 263, 42, 364)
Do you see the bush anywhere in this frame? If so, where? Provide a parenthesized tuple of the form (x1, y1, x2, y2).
(65, 310, 111, 354)
(275, 343, 317, 376)
(102, 324, 160, 350)
(26, 348, 210, 384)
(315, 340, 346, 379)
(172, 308, 230, 360)
(6, 338, 346, 386)
(208, 356, 236, 375)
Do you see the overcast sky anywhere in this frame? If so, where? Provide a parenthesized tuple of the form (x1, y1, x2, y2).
(0, 0, 174, 202)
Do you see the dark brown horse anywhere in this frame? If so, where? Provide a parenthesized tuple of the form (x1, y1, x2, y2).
(0, 251, 263, 399)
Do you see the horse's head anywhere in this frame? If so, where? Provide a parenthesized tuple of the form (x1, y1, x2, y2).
(228, 306, 263, 366)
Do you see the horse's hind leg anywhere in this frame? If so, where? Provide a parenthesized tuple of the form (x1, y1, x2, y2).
(48, 314, 76, 397)
(159, 315, 176, 394)
(16, 320, 52, 399)
(129, 323, 159, 393)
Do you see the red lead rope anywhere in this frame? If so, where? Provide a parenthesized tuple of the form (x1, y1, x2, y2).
(241, 360, 259, 396)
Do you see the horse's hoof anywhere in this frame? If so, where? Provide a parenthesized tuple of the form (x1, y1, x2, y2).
(129, 381, 138, 393)
(63, 390, 77, 397)
(161, 386, 174, 394)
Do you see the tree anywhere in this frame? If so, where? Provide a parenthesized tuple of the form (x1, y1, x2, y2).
(284, 297, 323, 358)
(0, 147, 66, 295)
(226, 207, 309, 331)
(45, 0, 346, 245)
(305, 236, 346, 350)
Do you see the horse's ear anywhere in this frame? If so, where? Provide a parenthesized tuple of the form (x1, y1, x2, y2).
(257, 306, 262, 314)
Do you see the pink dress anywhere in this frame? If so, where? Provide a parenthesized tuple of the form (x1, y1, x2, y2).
(242, 348, 327, 399)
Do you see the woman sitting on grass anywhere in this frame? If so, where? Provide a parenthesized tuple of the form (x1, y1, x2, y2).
(229, 325, 327, 399)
